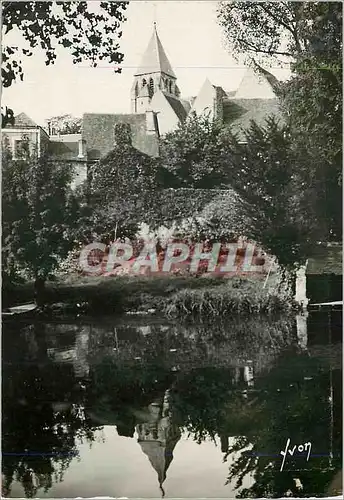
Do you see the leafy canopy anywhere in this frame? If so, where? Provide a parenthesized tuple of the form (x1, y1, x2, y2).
(2, 148, 81, 284)
(217, 1, 330, 65)
(1, 1, 128, 125)
(159, 112, 231, 189)
(46, 114, 82, 135)
(279, 2, 342, 240)
(223, 118, 314, 268)
(218, 1, 342, 244)
(87, 123, 161, 242)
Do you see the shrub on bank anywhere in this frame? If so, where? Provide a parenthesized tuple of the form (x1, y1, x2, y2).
(164, 279, 295, 318)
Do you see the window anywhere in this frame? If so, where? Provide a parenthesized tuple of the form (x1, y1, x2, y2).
(14, 139, 30, 159)
(148, 78, 154, 98)
(169, 80, 172, 93)
(142, 78, 147, 87)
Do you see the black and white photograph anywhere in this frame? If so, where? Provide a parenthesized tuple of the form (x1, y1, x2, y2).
(1, 1, 342, 498)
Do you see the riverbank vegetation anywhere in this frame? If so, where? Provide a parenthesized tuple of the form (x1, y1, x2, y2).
(164, 279, 295, 319)
(3, 274, 295, 319)
(3, 276, 296, 319)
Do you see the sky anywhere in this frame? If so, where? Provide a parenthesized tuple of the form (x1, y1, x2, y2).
(2, 1, 290, 127)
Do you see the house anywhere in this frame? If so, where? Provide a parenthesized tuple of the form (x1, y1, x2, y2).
(2, 113, 88, 188)
(2, 112, 50, 159)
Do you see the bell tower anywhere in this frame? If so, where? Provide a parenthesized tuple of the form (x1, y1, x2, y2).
(131, 23, 181, 113)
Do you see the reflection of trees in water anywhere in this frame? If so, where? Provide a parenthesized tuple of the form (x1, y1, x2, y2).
(87, 354, 174, 436)
(86, 316, 295, 441)
(88, 316, 295, 374)
(170, 347, 341, 498)
(224, 352, 342, 498)
(2, 323, 99, 498)
(3, 316, 341, 498)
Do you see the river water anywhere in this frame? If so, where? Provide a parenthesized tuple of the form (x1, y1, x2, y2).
(2, 311, 342, 498)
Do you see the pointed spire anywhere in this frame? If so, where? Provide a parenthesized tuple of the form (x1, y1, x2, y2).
(137, 393, 181, 498)
(135, 25, 176, 79)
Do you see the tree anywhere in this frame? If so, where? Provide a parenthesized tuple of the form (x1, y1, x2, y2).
(223, 118, 316, 268)
(159, 112, 230, 189)
(279, 3, 342, 240)
(46, 114, 82, 135)
(2, 148, 81, 304)
(218, 1, 342, 244)
(1, 1, 128, 126)
(217, 2, 328, 66)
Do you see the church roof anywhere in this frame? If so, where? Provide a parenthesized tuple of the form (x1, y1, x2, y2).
(135, 24, 176, 79)
(223, 98, 282, 140)
(180, 99, 192, 114)
(138, 423, 181, 497)
(163, 94, 188, 122)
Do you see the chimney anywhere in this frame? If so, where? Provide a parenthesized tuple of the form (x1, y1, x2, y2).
(78, 138, 86, 158)
(114, 123, 132, 147)
(146, 109, 159, 136)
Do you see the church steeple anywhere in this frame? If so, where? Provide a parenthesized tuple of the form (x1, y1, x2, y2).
(135, 23, 176, 79)
(136, 390, 181, 498)
(131, 24, 180, 113)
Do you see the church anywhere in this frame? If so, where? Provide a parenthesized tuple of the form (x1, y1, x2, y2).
(82, 22, 280, 161)
(2, 24, 281, 181)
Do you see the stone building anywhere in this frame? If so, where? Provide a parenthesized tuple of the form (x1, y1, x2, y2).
(2, 112, 88, 188)
(2, 112, 50, 159)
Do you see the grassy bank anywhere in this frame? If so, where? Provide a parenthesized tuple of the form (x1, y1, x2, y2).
(3, 273, 295, 318)
(4, 275, 227, 314)
(164, 279, 295, 319)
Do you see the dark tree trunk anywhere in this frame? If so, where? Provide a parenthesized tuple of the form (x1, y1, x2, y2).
(34, 276, 46, 307)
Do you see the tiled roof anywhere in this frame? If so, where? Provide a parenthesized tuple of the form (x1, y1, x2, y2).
(135, 25, 176, 78)
(251, 62, 280, 91)
(180, 99, 191, 114)
(223, 98, 282, 140)
(164, 94, 188, 122)
(5, 112, 38, 128)
(306, 245, 342, 275)
(82, 113, 159, 159)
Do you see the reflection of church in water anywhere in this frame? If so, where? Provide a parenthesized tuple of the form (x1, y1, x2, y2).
(136, 389, 181, 498)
